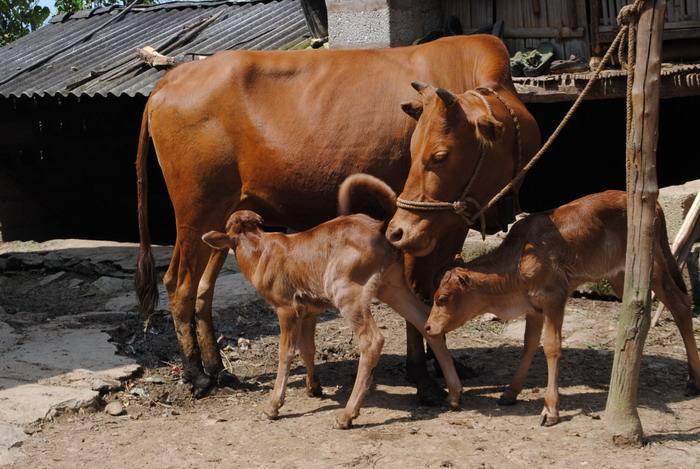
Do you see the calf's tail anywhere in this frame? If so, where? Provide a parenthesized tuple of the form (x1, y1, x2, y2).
(135, 105, 159, 318)
(656, 205, 688, 294)
(338, 173, 397, 224)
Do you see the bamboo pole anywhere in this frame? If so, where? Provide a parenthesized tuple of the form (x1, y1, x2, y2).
(604, 0, 666, 447)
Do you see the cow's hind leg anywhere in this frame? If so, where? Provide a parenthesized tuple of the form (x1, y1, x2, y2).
(652, 260, 700, 394)
(334, 294, 384, 430)
(499, 312, 544, 405)
(540, 303, 565, 427)
(196, 248, 240, 388)
(264, 306, 301, 419)
(298, 315, 322, 397)
(168, 232, 214, 397)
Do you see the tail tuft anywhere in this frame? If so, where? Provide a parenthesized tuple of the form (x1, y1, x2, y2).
(338, 173, 397, 221)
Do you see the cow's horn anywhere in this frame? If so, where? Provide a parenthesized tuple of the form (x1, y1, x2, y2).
(411, 81, 431, 93)
(435, 88, 457, 106)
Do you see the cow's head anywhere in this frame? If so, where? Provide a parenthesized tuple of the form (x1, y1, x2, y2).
(387, 82, 504, 255)
(424, 268, 482, 337)
(202, 210, 264, 251)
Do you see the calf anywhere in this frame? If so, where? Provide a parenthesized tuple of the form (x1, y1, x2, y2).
(425, 190, 700, 426)
(202, 174, 461, 429)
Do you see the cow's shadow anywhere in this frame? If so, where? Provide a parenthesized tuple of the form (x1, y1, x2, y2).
(247, 345, 698, 437)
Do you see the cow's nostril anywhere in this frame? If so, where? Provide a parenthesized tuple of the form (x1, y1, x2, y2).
(424, 324, 431, 334)
(388, 227, 404, 243)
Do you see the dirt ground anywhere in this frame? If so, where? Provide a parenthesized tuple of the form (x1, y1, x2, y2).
(2, 241, 700, 468)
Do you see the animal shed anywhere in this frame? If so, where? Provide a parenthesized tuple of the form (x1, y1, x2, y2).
(1, 0, 700, 241)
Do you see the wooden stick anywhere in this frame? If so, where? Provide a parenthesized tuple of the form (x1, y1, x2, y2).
(651, 191, 700, 326)
(604, 0, 666, 447)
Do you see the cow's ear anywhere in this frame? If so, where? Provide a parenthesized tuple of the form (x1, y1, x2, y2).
(401, 100, 423, 120)
(202, 231, 233, 250)
(474, 114, 504, 144)
(461, 94, 504, 145)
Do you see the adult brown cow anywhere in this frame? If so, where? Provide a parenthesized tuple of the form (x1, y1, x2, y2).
(135, 35, 539, 400)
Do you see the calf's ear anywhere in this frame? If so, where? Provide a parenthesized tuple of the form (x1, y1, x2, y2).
(202, 231, 232, 250)
(401, 100, 423, 120)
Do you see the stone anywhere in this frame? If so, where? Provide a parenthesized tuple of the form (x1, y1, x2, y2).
(658, 180, 700, 242)
(67, 278, 83, 289)
(105, 401, 125, 416)
(92, 276, 130, 294)
(326, 0, 441, 49)
(38, 271, 66, 286)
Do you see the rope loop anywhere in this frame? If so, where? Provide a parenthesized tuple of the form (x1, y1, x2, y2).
(617, 0, 645, 26)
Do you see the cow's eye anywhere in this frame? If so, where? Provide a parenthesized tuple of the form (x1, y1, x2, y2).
(432, 151, 448, 164)
(436, 294, 449, 306)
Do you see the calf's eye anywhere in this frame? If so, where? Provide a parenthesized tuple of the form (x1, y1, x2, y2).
(436, 294, 449, 306)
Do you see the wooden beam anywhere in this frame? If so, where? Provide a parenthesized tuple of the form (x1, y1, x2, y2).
(604, 0, 666, 447)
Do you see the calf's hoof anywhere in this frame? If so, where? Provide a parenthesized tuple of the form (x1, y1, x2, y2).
(446, 394, 461, 410)
(416, 378, 448, 407)
(539, 411, 559, 427)
(498, 390, 518, 406)
(333, 412, 353, 430)
(262, 405, 280, 420)
(685, 378, 700, 396)
(191, 373, 215, 399)
(306, 379, 323, 398)
(216, 369, 241, 388)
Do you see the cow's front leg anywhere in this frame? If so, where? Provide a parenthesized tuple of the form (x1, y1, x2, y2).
(540, 308, 564, 426)
(264, 306, 300, 420)
(499, 312, 544, 405)
(196, 249, 240, 388)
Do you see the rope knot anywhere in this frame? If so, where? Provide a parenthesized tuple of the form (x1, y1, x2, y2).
(617, 0, 644, 26)
(452, 200, 467, 214)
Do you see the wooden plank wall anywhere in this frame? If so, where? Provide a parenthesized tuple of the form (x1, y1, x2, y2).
(443, 0, 590, 60)
(599, 0, 700, 27)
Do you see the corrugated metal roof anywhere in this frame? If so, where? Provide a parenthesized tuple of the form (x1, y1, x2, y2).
(0, 0, 312, 98)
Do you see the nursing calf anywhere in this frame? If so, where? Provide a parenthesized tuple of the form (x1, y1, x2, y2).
(202, 175, 461, 429)
(425, 190, 700, 426)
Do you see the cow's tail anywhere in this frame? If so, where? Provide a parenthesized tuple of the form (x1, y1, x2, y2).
(135, 105, 159, 319)
(338, 173, 397, 228)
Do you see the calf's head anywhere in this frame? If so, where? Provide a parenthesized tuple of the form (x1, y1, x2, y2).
(387, 82, 504, 256)
(202, 210, 264, 251)
(425, 268, 484, 337)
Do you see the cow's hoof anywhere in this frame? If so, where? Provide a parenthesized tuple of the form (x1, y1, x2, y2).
(416, 378, 448, 407)
(685, 378, 700, 396)
(216, 369, 241, 388)
(333, 413, 353, 430)
(498, 391, 518, 406)
(306, 379, 323, 398)
(539, 411, 559, 427)
(192, 373, 215, 399)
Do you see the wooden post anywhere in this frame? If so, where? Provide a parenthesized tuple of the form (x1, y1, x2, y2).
(605, 0, 666, 447)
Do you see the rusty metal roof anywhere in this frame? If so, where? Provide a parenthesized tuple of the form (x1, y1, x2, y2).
(0, 0, 312, 98)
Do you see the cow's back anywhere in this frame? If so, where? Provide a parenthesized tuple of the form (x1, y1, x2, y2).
(146, 35, 512, 230)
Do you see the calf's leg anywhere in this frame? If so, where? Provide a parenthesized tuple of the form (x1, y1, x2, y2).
(652, 264, 700, 394)
(540, 307, 564, 426)
(379, 269, 461, 408)
(298, 315, 322, 397)
(264, 307, 301, 419)
(499, 312, 544, 405)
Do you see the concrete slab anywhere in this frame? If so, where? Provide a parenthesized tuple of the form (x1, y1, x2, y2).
(0, 314, 140, 464)
(0, 423, 26, 466)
